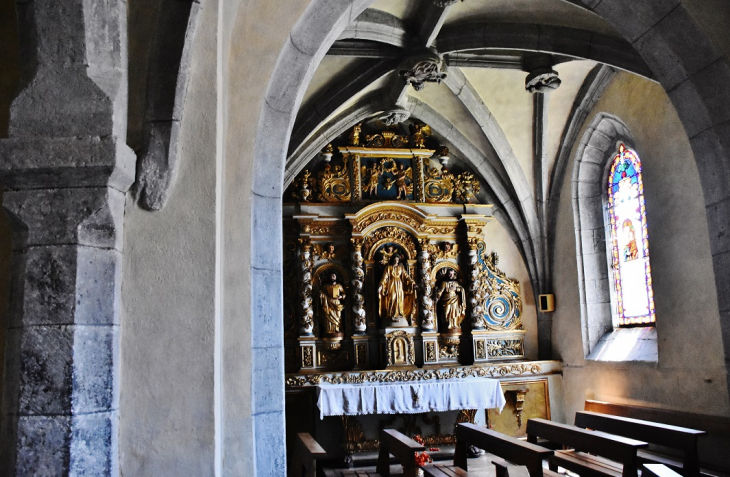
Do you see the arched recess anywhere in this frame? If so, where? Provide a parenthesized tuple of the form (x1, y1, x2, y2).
(572, 113, 635, 356)
(241, 0, 730, 473)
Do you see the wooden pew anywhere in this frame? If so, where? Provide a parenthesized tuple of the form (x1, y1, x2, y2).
(493, 461, 535, 477)
(526, 418, 648, 477)
(575, 411, 705, 476)
(376, 429, 426, 477)
(643, 464, 684, 477)
(453, 423, 556, 477)
(291, 432, 328, 477)
(585, 400, 730, 474)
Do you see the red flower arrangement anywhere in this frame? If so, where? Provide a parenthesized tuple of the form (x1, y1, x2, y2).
(414, 451, 432, 467)
(412, 435, 433, 467)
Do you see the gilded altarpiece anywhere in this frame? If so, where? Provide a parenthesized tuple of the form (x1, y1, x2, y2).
(283, 124, 549, 457)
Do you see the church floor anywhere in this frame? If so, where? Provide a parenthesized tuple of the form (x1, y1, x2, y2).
(322, 452, 504, 476)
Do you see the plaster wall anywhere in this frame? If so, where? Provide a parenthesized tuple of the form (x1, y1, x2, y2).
(552, 71, 730, 421)
(118, 0, 218, 474)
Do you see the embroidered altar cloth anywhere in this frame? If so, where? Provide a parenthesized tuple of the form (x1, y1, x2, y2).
(316, 377, 506, 419)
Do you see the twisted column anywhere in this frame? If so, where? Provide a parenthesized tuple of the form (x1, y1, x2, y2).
(298, 239, 315, 335)
(419, 241, 436, 331)
(468, 238, 487, 329)
(350, 239, 366, 334)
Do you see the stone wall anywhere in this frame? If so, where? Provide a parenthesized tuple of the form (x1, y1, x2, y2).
(552, 71, 730, 419)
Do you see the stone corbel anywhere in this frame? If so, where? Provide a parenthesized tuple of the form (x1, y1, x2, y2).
(135, 0, 204, 211)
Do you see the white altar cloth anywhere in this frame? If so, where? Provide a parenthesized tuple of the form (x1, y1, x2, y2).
(316, 378, 506, 419)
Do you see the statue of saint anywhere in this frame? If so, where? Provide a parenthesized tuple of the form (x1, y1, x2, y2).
(319, 272, 345, 336)
(435, 268, 466, 332)
(377, 254, 417, 325)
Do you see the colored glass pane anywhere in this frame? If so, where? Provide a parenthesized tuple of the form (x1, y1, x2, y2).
(607, 144, 656, 326)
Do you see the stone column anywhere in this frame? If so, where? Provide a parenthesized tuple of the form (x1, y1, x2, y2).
(0, 1, 133, 474)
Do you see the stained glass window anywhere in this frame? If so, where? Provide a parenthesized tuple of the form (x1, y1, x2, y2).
(607, 144, 656, 326)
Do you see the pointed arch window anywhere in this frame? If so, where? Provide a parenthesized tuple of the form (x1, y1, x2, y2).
(607, 144, 656, 326)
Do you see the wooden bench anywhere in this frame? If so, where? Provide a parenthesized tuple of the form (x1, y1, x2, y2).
(376, 429, 426, 477)
(575, 411, 705, 476)
(422, 459, 532, 477)
(643, 464, 684, 477)
(453, 423, 556, 477)
(585, 400, 730, 475)
(493, 461, 535, 477)
(422, 463, 469, 477)
(526, 418, 648, 477)
(291, 432, 328, 477)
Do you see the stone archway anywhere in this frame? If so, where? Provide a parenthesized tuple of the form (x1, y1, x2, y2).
(243, 1, 730, 473)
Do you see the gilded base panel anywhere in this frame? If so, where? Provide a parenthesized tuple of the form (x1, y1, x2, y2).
(472, 330, 526, 363)
(487, 379, 550, 438)
(297, 337, 352, 371)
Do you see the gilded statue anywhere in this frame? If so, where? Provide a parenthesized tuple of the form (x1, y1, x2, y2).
(377, 254, 417, 325)
(435, 268, 466, 332)
(393, 164, 413, 199)
(362, 162, 381, 197)
(378, 244, 398, 265)
(349, 123, 361, 146)
(319, 272, 346, 336)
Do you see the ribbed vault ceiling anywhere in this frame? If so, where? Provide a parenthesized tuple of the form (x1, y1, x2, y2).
(286, 0, 656, 301)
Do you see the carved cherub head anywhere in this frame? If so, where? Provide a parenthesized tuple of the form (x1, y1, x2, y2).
(442, 242, 452, 253)
(326, 243, 336, 254)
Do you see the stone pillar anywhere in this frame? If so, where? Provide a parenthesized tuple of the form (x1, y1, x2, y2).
(0, 1, 133, 474)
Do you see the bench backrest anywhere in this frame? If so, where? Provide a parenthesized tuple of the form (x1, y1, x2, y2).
(376, 429, 425, 477)
(291, 433, 327, 477)
(455, 423, 552, 477)
(584, 400, 730, 473)
(526, 418, 646, 465)
(575, 411, 704, 449)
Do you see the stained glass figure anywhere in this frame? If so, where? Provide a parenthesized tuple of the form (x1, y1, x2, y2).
(607, 144, 656, 326)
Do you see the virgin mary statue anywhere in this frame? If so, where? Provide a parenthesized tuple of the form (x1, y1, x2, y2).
(377, 254, 417, 325)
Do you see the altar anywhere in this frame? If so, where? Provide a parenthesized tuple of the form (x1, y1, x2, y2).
(317, 377, 506, 419)
(282, 122, 564, 460)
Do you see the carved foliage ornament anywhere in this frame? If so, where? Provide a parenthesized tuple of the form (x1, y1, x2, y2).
(363, 226, 418, 261)
(478, 251, 523, 331)
(487, 339, 524, 358)
(425, 165, 481, 203)
(285, 363, 543, 386)
(467, 242, 522, 331)
(312, 243, 348, 261)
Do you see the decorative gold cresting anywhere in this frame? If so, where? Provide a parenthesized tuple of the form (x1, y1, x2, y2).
(287, 123, 483, 205)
